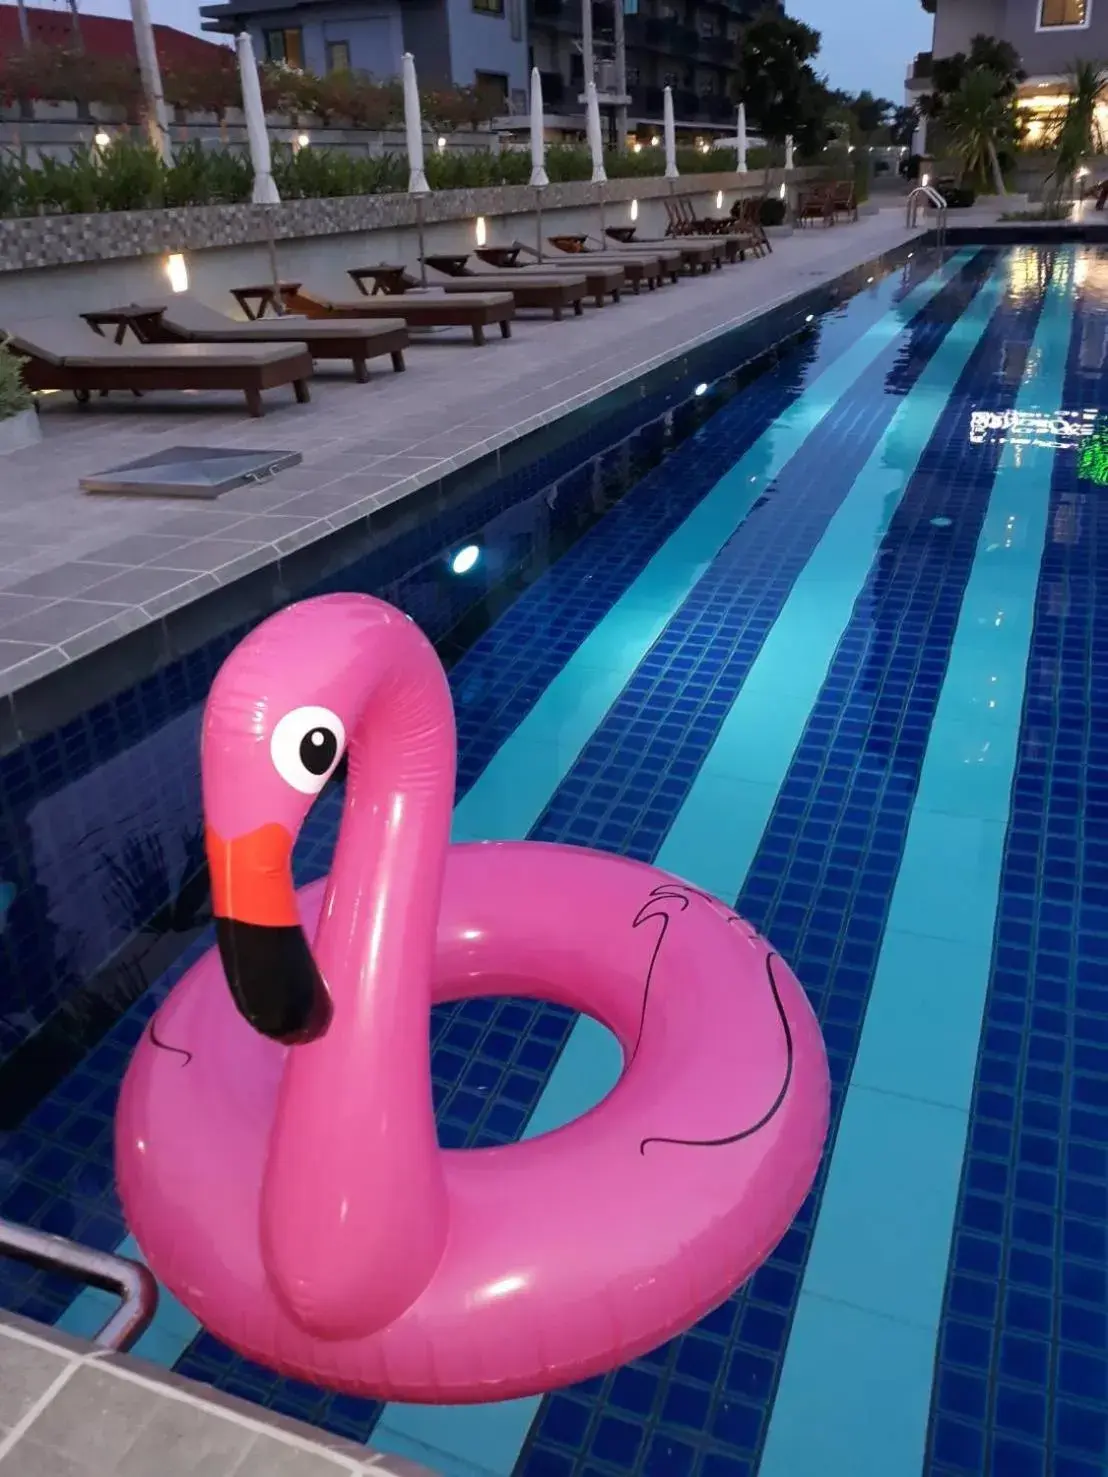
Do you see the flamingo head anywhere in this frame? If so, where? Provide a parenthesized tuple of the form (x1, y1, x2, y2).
(201, 593, 404, 1044)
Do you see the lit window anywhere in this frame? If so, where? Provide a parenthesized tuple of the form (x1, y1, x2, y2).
(1038, 0, 1090, 28)
(264, 27, 304, 67)
(325, 40, 350, 73)
(473, 0, 505, 13)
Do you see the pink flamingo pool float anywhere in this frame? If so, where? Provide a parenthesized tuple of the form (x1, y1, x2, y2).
(116, 593, 829, 1402)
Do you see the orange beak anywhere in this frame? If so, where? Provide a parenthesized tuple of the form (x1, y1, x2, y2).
(206, 824, 329, 1044)
(206, 823, 300, 927)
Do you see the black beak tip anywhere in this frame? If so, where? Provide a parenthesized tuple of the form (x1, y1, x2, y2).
(215, 917, 331, 1044)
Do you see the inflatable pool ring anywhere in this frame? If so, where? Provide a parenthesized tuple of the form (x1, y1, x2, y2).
(115, 594, 829, 1402)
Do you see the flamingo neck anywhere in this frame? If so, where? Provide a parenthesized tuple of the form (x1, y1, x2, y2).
(261, 625, 455, 1340)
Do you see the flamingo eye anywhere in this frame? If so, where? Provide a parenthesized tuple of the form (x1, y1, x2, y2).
(270, 706, 346, 795)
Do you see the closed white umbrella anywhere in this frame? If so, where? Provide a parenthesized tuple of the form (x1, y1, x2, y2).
(736, 102, 748, 173)
(785, 134, 794, 171)
(236, 32, 282, 311)
(586, 81, 606, 184)
(529, 67, 548, 259)
(585, 79, 608, 242)
(403, 53, 429, 194)
(402, 52, 430, 283)
(529, 67, 549, 188)
(663, 85, 678, 180)
(237, 32, 277, 205)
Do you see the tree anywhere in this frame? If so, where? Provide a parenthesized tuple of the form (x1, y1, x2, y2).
(924, 33, 1025, 119)
(849, 90, 894, 140)
(890, 104, 918, 148)
(942, 67, 1012, 194)
(1045, 60, 1108, 203)
(734, 9, 829, 160)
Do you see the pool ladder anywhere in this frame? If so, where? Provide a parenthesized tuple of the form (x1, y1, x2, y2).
(0, 1215, 157, 1352)
(906, 185, 949, 249)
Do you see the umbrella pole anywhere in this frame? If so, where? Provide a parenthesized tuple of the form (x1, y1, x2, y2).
(599, 190, 606, 246)
(535, 187, 543, 262)
(265, 206, 285, 316)
(417, 194, 427, 286)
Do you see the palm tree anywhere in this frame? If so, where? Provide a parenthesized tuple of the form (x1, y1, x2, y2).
(1046, 60, 1108, 204)
(942, 67, 1011, 195)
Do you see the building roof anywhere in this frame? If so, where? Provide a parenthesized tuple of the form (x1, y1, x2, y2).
(0, 4, 228, 65)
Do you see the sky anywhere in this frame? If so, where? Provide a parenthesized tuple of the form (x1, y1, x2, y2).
(3, 0, 934, 105)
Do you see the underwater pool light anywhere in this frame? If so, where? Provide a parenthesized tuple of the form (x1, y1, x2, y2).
(451, 545, 481, 575)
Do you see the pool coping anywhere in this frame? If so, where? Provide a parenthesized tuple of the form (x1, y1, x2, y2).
(0, 1307, 439, 1474)
(0, 228, 927, 758)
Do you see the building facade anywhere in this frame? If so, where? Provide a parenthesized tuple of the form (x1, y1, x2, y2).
(908, 0, 1108, 133)
(529, 0, 776, 132)
(202, 0, 775, 132)
(201, 0, 530, 111)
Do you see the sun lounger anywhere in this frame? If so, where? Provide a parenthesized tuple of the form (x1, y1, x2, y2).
(354, 263, 588, 319)
(119, 296, 409, 382)
(421, 253, 621, 309)
(541, 236, 681, 286)
(602, 225, 723, 273)
(6, 316, 312, 417)
(603, 228, 723, 272)
(268, 285, 515, 346)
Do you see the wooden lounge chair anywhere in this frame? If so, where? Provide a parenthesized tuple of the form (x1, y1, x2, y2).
(345, 264, 585, 322)
(662, 197, 759, 260)
(796, 184, 835, 227)
(542, 235, 676, 289)
(827, 179, 859, 223)
(603, 227, 722, 272)
(424, 251, 622, 309)
(118, 296, 409, 382)
(6, 316, 312, 417)
(727, 197, 773, 257)
(268, 285, 515, 346)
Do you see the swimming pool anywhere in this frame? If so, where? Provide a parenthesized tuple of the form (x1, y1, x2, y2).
(1, 241, 1105, 1477)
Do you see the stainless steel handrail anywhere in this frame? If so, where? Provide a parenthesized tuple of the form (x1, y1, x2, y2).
(906, 184, 949, 248)
(0, 1216, 158, 1352)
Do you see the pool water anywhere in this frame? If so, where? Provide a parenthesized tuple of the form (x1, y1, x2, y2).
(1, 241, 1106, 1477)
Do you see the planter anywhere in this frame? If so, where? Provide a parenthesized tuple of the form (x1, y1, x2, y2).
(0, 408, 41, 456)
(765, 223, 794, 238)
(32, 100, 80, 123)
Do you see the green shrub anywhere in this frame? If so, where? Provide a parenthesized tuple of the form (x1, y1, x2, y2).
(0, 338, 32, 420)
(759, 195, 787, 226)
(0, 140, 756, 218)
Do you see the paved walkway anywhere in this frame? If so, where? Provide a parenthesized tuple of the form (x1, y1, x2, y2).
(0, 211, 922, 714)
(0, 1312, 432, 1476)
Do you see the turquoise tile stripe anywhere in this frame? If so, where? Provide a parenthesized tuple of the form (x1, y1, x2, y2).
(55, 251, 974, 1457)
(371, 253, 983, 1477)
(758, 250, 1077, 1477)
(375, 254, 1004, 1475)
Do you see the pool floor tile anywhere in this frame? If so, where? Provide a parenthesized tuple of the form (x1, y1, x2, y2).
(759, 1293, 937, 1477)
(802, 1084, 968, 1329)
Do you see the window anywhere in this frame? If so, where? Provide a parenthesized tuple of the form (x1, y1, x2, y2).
(1038, 0, 1090, 27)
(263, 27, 304, 66)
(472, 0, 505, 13)
(325, 40, 351, 72)
(475, 71, 509, 111)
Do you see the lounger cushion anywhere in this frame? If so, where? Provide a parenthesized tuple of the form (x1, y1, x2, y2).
(148, 298, 407, 342)
(4, 318, 305, 368)
(299, 289, 514, 314)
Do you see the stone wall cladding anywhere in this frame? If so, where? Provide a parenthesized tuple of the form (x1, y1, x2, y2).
(0, 168, 811, 273)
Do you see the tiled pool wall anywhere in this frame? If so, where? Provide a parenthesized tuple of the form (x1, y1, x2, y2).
(0, 240, 921, 1128)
